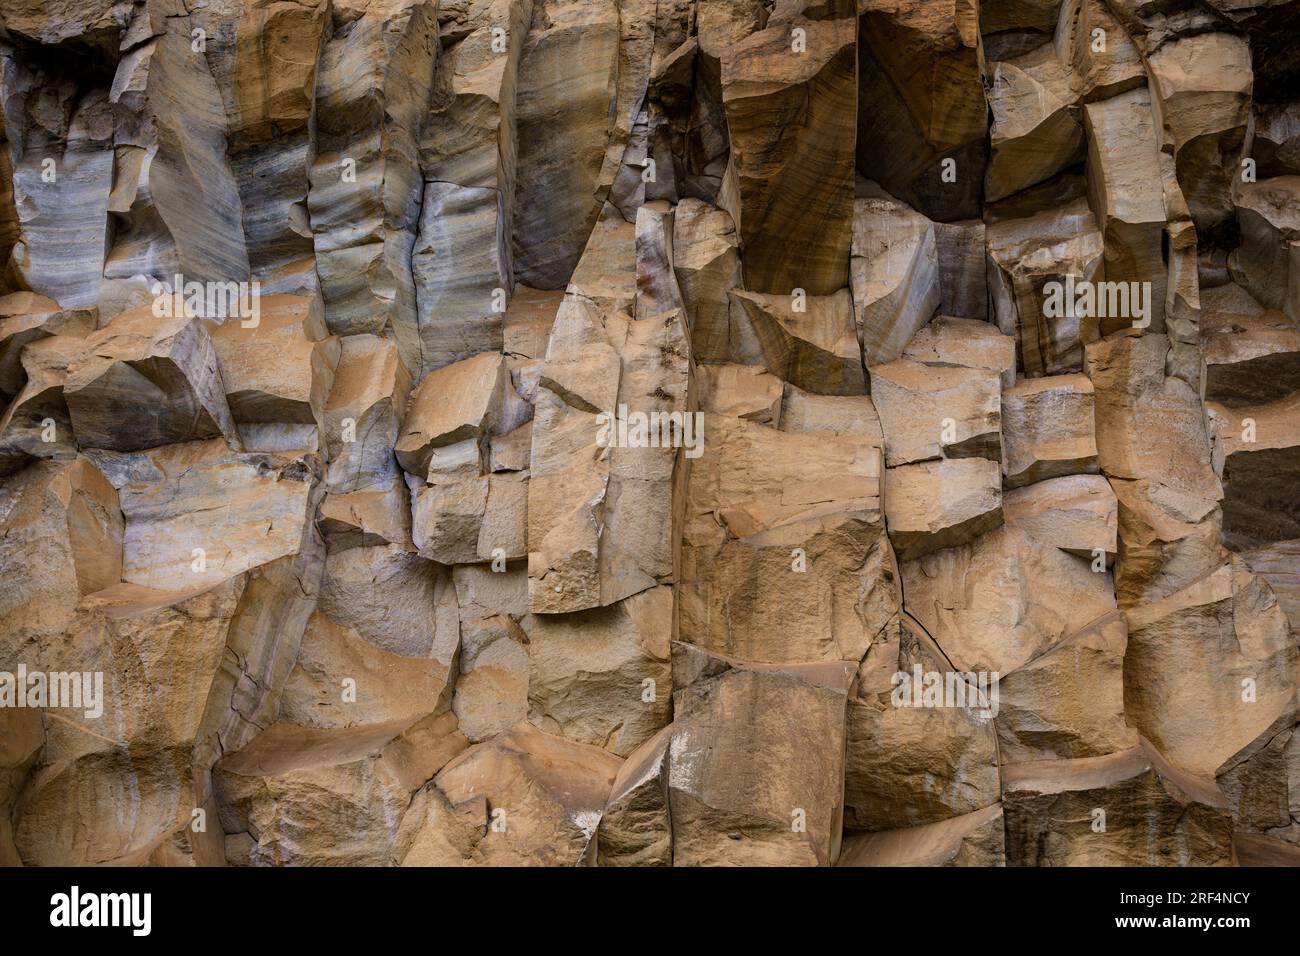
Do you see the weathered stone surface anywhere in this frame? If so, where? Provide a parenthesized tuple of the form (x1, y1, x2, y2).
(415, 0, 534, 370)
(1003, 742, 1235, 865)
(838, 804, 1005, 867)
(720, 10, 856, 296)
(1086, 332, 1222, 525)
(680, 414, 895, 664)
(308, 0, 436, 376)
(672, 198, 741, 362)
(1145, 32, 1252, 239)
(727, 288, 864, 395)
(395, 351, 520, 478)
(528, 586, 671, 756)
(668, 645, 855, 866)
(64, 305, 240, 452)
(1002, 473, 1117, 559)
(850, 185, 939, 366)
(995, 611, 1137, 763)
(216, 716, 465, 866)
(700, 363, 783, 425)
(1230, 177, 1300, 322)
(985, 43, 1083, 203)
(1001, 373, 1097, 487)
(207, 294, 340, 451)
(885, 457, 1003, 561)
(511, 0, 619, 289)
(845, 616, 1000, 831)
(1124, 560, 1297, 777)
(871, 359, 1001, 466)
(1083, 88, 1168, 334)
(88, 438, 319, 593)
(324, 334, 411, 494)
(903, 522, 1116, 674)
(1201, 308, 1300, 406)
(857, 0, 988, 221)
(434, 722, 622, 866)
(987, 199, 1104, 377)
(902, 315, 1016, 388)
(7, 0, 1299, 871)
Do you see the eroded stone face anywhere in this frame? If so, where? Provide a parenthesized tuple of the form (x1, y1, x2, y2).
(3, 0, 1298, 871)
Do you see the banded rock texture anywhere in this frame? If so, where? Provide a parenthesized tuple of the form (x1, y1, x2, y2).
(1, 0, 1298, 869)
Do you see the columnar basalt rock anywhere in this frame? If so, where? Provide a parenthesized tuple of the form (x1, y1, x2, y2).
(1, 0, 1298, 870)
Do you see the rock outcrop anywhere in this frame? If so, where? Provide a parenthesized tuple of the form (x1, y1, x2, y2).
(2, 0, 1298, 870)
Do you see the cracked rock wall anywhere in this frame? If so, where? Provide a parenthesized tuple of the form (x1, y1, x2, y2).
(1, 0, 1298, 867)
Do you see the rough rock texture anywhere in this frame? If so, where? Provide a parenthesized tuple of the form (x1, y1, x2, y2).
(3, 0, 1298, 870)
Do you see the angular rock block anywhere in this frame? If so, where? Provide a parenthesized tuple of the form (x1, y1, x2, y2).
(727, 288, 864, 395)
(1124, 560, 1297, 777)
(995, 611, 1137, 763)
(844, 616, 1000, 832)
(987, 199, 1104, 377)
(903, 522, 1116, 674)
(207, 293, 340, 451)
(434, 722, 622, 866)
(1003, 742, 1235, 866)
(851, 185, 939, 366)
(720, 10, 856, 295)
(884, 457, 1003, 561)
(680, 413, 896, 664)
(871, 359, 1001, 466)
(64, 306, 240, 452)
(90, 438, 320, 592)
(838, 805, 1005, 867)
(668, 645, 855, 866)
(1000, 373, 1098, 488)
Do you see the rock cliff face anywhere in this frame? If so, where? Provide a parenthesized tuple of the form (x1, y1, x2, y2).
(1, 0, 1298, 867)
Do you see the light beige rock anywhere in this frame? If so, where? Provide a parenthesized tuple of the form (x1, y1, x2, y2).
(672, 198, 741, 362)
(700, 364, 783, 425)
(884, 457, 1003, 561)
(528, 586, 672, 757)
(597, 724, 672, 866)
(838, 804, 1005, 867)
(850, 186, 939, 367)
(903, 523, 1116, 674)
(207, 294, 340, 450)
(996, 611, 1137, 763)
(1003, 473, 1117, 559)
(1001, 373, 1098, 487)
(324, 334, 412, 494)
(1124, 560, 1297, 777)
(395, 351, 518, 478)
(845, 616, 1001, 831)
(668, 645, 856, 866)
(727, 289, 864, 395)
(89, 438, 320, 593)
(680, 414, 895, 664)
(902, 315, 1016, 389)
(434, 722, 622, 866)
(871, 359, 1001, 466)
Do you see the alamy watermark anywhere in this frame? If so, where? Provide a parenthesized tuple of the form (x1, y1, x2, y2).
(595, 404, 704, 459)
(0, 665, 104, 718)
(151, 272, 261, 328)
(891, 666, 1000, 718)
(50, 886, 151, 936)
(1042, 276, 1152, 329)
